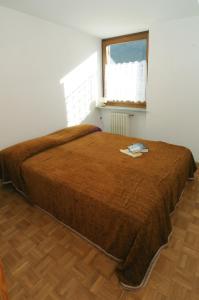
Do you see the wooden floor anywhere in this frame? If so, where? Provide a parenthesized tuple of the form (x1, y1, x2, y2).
(0, 170, 199, 300)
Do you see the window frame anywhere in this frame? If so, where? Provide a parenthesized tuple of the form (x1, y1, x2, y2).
(102, 31, 149, 108)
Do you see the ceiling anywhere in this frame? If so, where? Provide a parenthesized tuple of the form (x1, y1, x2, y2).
(0, 0, 198, 38)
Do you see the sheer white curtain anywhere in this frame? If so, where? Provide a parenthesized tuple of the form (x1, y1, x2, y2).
(105, 60, 147, 102)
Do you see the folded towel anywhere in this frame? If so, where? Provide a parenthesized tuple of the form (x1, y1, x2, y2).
(120, 149, 143, 158)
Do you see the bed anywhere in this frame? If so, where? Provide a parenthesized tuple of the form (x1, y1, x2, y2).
(0, 124, 197, 288)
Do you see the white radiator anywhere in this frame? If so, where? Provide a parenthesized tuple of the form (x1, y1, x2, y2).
(110, 112, 130, 136)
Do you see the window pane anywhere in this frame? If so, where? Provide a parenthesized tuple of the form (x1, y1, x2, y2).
(105, 39, 147, 102)
(108, 40, 147, 63)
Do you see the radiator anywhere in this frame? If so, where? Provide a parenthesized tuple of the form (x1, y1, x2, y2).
(110, 112, 130, 136)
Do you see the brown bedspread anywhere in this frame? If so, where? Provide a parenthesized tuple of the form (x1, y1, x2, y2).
(0, 124, 197, 288)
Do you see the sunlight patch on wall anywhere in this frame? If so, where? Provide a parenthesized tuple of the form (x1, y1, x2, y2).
(60, 53, 98, 126)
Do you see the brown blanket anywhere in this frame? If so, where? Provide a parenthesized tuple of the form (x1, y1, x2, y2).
(0, 124, 101, 192)
(0, 124, 197, 287)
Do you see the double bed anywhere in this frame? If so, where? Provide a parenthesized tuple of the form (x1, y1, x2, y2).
(0, 124, 196, 288)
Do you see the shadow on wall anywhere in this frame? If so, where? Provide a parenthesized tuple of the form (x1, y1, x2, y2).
(60, 52, 100, 127)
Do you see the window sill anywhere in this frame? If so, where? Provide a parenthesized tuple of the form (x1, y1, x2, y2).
(96, 105, 147, 113)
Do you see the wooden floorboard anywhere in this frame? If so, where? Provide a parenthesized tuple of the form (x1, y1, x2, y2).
(0, 169, 199, 300)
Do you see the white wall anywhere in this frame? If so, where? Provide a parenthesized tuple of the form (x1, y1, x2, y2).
(1, 6, 198, 161)
(100, 16, 199, 161)
(0, 6, 101, 149)
(147, 16, 199, 161)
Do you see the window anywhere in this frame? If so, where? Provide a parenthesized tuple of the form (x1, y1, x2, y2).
(102, 31, 148, 108)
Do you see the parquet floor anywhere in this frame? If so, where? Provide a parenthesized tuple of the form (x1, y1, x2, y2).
(0, 170, 199, 300)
